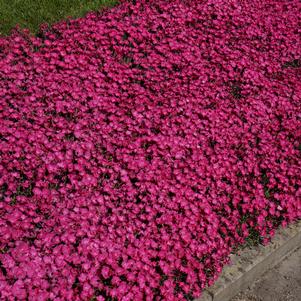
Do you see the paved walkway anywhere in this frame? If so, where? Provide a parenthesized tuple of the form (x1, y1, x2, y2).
(231, 247, 301, 301)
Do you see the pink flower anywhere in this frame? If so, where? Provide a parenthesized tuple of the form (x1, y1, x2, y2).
(0, 0, 300, 299)
(101, 266, 110, 279)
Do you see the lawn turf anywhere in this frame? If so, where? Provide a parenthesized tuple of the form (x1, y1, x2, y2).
(0, 0, 117, 35)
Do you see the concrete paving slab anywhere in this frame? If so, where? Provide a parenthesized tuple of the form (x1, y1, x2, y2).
(231, 247, 301, 301)
(195, 220, 301, 301)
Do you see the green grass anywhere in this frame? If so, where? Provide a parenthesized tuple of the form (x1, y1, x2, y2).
(0, 0, 118, 36)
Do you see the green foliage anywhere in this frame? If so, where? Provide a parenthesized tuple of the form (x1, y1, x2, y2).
(282, 58, 301, 69)
(0, 0, 117, 35)
(244, 227, 263, 248)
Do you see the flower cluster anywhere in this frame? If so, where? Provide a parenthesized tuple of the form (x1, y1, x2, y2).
(0, 0, 300, 300)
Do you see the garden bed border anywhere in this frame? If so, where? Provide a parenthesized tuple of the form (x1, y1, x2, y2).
(196, 220, 301, 301)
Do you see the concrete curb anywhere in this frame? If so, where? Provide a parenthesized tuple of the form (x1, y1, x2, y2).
(195, 220, 301, 301)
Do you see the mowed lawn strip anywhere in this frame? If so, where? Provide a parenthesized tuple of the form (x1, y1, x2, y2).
(0, 0, 118, 35)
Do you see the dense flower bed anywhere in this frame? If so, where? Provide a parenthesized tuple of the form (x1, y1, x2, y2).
(0, 0, 300, 300)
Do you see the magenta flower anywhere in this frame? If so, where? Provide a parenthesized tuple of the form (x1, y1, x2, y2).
(0, 0, 300, 300)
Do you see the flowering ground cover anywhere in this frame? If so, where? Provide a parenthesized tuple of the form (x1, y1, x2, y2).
(0, 0, 300, 300)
